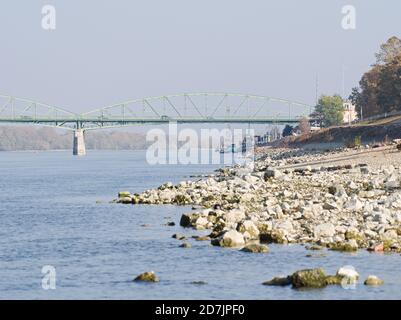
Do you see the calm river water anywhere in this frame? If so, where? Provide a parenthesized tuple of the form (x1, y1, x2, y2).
(0, 150, 400, 299)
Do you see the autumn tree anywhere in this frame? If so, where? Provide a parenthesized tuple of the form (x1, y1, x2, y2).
(351, 36, 401, 119)
(375, 36, 401, 65)
(377, 53, 401, 114)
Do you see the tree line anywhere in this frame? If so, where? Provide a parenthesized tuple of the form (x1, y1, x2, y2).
(349, 36, 401, 119)
(0, 126, 148, 151)
(306, 36, 401, 130)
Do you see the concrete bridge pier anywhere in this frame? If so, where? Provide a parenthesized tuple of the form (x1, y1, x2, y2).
(73, 129, 86, 156)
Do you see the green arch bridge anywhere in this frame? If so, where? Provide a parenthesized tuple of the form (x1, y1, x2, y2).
(0, 92, 315, 155)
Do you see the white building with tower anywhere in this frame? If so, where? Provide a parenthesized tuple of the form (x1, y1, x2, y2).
(343, 101, 358, 124)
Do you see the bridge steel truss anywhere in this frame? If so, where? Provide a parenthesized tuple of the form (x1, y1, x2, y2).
(0, 92, 314, 155)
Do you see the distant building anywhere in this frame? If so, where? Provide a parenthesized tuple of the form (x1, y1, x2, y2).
(343, 101, 358, 124)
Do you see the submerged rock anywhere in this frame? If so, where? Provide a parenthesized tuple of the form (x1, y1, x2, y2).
(262, 276, 292, 286)
(364, 275, 384, 286)
(305, 245, 324, 251)
(118, 191, 131, 198)
(118, 197, 132, 204)
(324, 275, 343, 285)
(306, 253, 327, 258)
(179, 242, 192, 248)
(193, 235, 211, 241)
(328, 240, 358, 252)
(241, 244, 269, 253)
(191, 281, 207, 285)
(291, 268, 328, 288)
(172, 233, 186, 240)
(134, 271, 159, 282)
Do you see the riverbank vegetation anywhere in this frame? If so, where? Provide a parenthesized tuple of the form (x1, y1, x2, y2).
(349, 36, 401, 119)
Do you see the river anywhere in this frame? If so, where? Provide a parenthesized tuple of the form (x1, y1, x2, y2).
(0, 150, 400, 299)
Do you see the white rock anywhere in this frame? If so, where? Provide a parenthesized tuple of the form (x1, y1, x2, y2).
(314, 223, 336, 238)
(337, 266, 359, 281)
(225, 209, 246, 223)
(345, 198, 363, 211)
(195, 217, 209, 227)
(364, 229, 378, 239)
(385, 179, 399, 189)
(347, 181, 358, 190)
(275, 220, 294, 233)
(158, 190, 174, 201)
(220, 230, 245, 247)
(381, 229, 398, 241)
(240, 220, 260, 239)
(243, 174, 260, 184)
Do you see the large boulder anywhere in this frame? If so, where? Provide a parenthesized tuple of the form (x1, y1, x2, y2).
(172, 233, 186, 240)
(259, 229, 287, 244)
(291, 268, 328, 288)
(180, 213, 200, 227)
(237, 220, 260, 239)
(214, 230, 245, 247)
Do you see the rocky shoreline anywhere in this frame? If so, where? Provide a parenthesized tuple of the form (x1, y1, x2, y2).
(116, 143, 401, 254)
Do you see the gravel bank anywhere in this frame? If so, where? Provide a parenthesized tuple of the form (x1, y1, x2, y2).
(116, 143, 401, 253)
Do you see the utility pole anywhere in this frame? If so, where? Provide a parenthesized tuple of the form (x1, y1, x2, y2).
(342, 64, 346, 100)
(315, 73, 319, 105)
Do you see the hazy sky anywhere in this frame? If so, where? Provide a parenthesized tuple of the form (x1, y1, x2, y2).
(1, 0, 400, 113)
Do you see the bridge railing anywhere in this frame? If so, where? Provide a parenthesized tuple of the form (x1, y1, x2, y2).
(81, 93, 313, 125)
(0, 94, 77, 123)
(0, 93, 314, 129)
